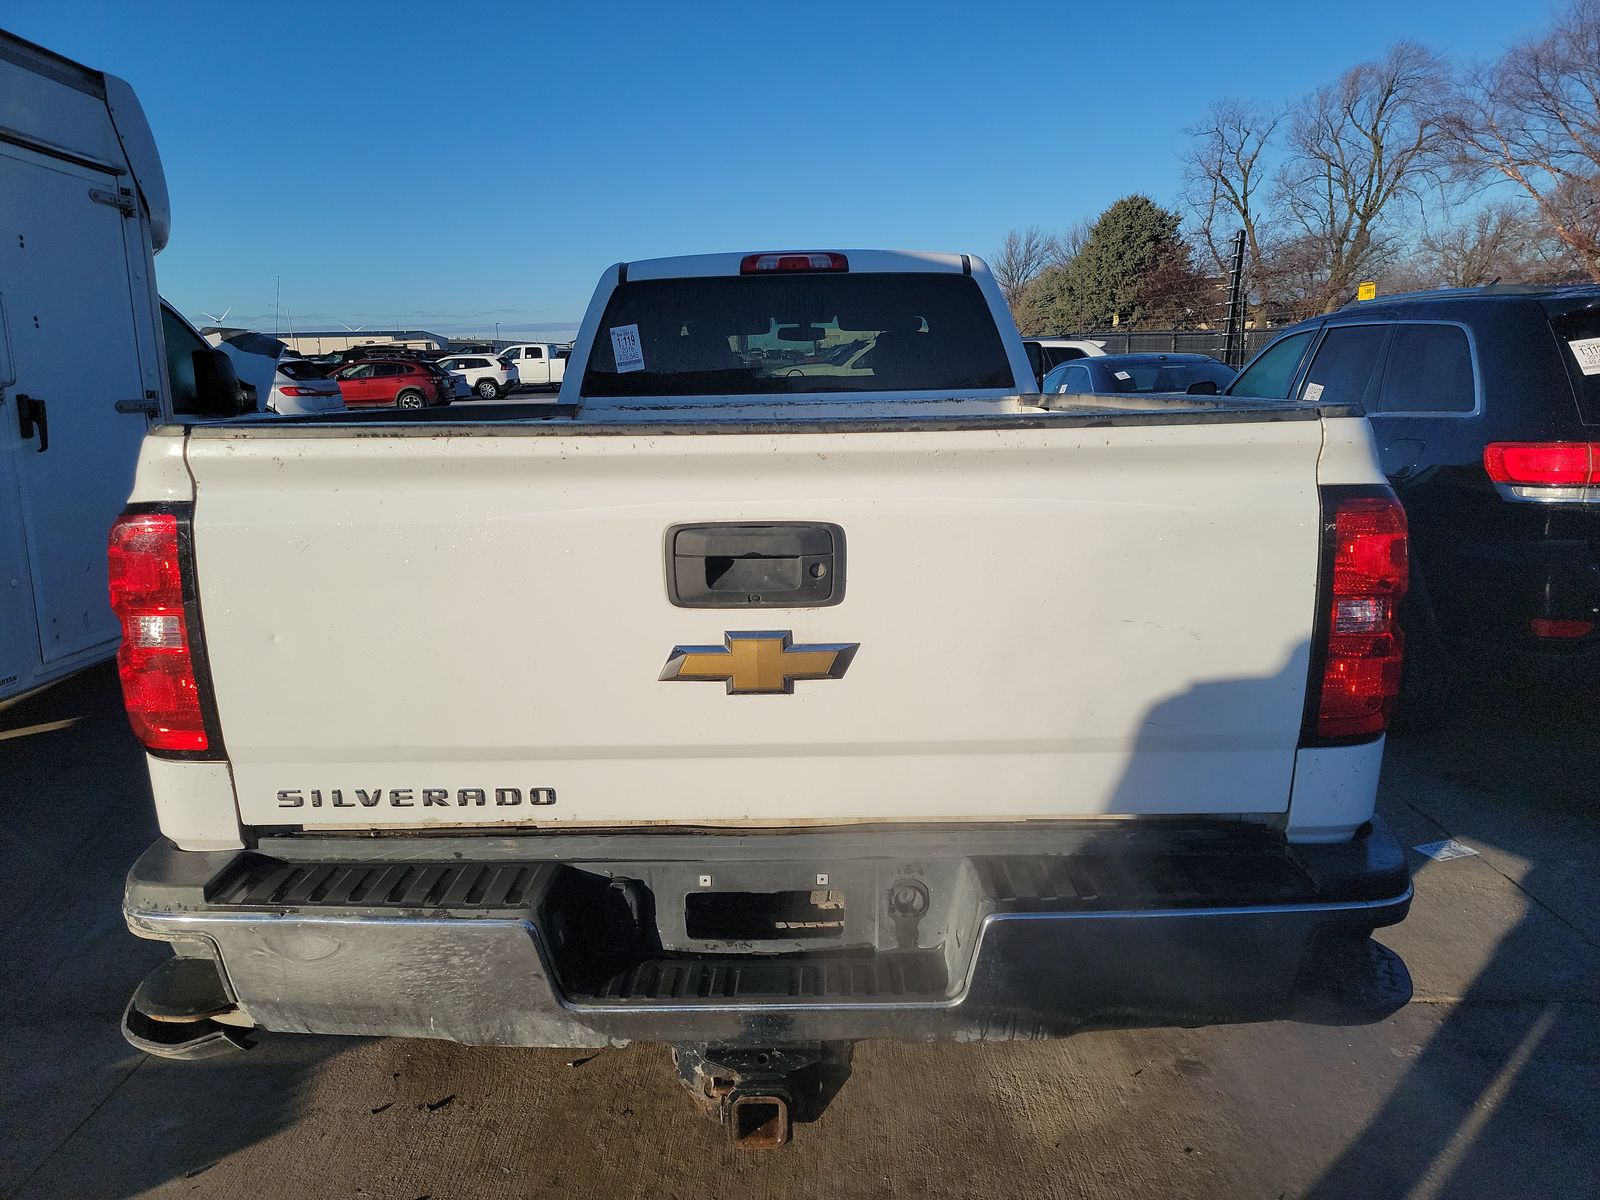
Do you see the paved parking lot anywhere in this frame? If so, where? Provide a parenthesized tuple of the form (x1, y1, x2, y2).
(1, 666, 1595, 1200)
(446, 388, 565, 409)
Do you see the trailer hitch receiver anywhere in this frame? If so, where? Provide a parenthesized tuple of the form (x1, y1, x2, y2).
(671, 1042, 853, 1148)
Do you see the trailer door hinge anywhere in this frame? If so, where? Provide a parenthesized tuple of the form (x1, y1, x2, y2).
(116, 394, 160, 416)
(89, 187, 137, 216)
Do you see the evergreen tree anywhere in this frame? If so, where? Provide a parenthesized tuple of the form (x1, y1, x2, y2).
(1015, 196, 1202, 332)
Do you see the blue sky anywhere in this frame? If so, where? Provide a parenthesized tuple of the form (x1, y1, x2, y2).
(4, 0, 1568, 336)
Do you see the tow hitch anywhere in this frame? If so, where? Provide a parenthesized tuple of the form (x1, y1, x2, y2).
(671, 1042, 853, 1148)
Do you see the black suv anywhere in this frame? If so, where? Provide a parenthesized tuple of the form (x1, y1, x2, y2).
(1228, 284, 1600, 699)
(326, 345, 438, 368)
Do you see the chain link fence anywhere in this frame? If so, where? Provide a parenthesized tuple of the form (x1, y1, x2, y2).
(1063, 327, 1279, 364)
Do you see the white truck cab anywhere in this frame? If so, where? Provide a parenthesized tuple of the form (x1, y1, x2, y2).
(499, 341, 569, 390)
(114, 248, 1413, 1143)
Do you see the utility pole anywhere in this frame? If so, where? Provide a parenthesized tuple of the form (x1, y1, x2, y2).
(1222, 230, 1246, 367)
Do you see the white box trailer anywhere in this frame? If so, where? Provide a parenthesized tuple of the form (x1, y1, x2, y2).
(0, 31, 183, 701)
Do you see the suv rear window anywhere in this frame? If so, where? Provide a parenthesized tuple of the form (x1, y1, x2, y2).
(581, 273, 1014, 397)
(277, 359, 329, 381)
(1377, 324, 1475, 413)
(1547, 305, 1600, 425)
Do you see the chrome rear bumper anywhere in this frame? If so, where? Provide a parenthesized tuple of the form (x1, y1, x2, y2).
(124, 821, 1412, 1051)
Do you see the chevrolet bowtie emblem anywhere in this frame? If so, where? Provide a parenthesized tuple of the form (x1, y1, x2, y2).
(659, 631, 859, 695)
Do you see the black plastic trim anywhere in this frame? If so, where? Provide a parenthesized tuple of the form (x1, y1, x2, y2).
(183, 402, 1355, 437)
(186, 821, 1409, 916)
(665, 521, 846, 608)
(117, 502, 227, 761)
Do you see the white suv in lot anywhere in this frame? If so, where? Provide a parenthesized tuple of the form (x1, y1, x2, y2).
(437, 354, 519, 400)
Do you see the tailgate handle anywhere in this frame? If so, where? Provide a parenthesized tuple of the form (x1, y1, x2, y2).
(667, 522, 844, 608)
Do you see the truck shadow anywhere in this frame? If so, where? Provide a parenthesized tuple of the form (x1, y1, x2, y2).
(976, 644, 1411, 1041)
(1303, 681, 1600, 1199)
(1010, 653, 1597, 1196)
(0, 665, 340, 1199)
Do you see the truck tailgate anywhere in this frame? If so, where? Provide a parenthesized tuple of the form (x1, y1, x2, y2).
(184, 418, 1324, 829)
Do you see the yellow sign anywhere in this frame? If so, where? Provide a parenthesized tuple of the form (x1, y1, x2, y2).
(660, 631, 859, 695)
(1357, 281, 1377, 301)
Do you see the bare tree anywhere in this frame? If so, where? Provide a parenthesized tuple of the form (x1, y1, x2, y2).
(1387, 198, 1584, 289)
(1444, 0, 1600, 281)
(1421, 204, 1530, 285)
(992, 226, 1058, 310)
(1181, 98, 1283, 301)
(1274, 42, 1452, 312)
(1048, 219, 1092, 267)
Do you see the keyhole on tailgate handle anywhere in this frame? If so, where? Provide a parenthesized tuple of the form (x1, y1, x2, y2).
(810, 563, 826, 579)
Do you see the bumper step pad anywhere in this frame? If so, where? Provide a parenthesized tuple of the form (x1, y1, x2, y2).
(975, 849, 1314, 909)
(590, 951, 948, 1003)
(205, 857, 551, 911)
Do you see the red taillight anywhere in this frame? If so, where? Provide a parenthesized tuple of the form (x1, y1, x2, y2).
(279, 385, 327, 397)
(1484, 442, 1600, 486)
(108, 511, 209, 752)
(1530, 617, 1594, 639)
(1310, 491, 1408, 741)
(740, 251, 849, 274)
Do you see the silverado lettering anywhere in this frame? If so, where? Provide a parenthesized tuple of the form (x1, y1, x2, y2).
(275, 788, 557, 808)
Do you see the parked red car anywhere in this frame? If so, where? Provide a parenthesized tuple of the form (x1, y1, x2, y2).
(332, 360, 451, 408)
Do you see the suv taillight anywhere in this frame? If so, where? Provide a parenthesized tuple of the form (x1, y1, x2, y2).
(1484, 441, 1600, 500)
(108, 509, 216, 753)
(1305, 488, 1408, 743)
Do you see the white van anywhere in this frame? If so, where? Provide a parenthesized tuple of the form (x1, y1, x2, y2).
(0, 31, 246, 702)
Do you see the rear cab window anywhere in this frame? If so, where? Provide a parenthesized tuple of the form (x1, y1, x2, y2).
(1546, 303, 1600, 424)
(1040, 345, 1086, 372)
(581, 272, 1014, 398)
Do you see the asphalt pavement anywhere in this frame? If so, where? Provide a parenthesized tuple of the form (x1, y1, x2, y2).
(1, 666, 1595, 1199)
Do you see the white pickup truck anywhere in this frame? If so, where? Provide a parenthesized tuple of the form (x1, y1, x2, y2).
(498, 341, 569, 389)
(116, 249, 1412, 1145)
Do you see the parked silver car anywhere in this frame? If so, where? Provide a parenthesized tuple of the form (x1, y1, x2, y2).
(269, 358, 345, 415)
